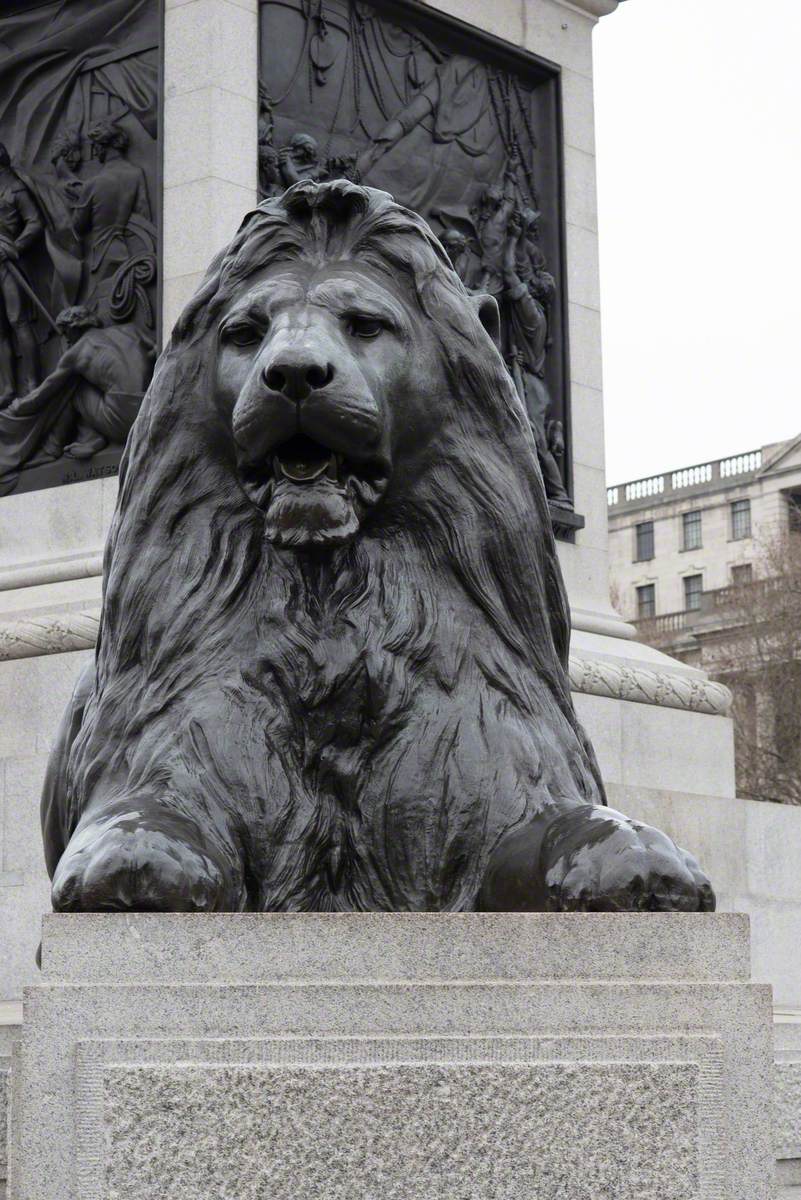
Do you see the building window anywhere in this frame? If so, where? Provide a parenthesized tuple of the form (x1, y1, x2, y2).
(788, 493, 801, 533)
(731, 563, 752, 587)
(636, 584, 656, 618)
(683, 574, 703, 611)
(730, 499, 751, 540)
(682, 510, 702, 551)
(635, 521, 654, 562)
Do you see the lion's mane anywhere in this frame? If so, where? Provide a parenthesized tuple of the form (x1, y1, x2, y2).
(43, 180, 604, 910)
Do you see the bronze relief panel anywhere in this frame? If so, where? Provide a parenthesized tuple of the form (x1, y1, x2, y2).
(0, 0, 160, 498)
(258, 0, 582, 535)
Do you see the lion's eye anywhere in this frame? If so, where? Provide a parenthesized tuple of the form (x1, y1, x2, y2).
(222, 323, 263, 347)
(346, 314, 385, 339)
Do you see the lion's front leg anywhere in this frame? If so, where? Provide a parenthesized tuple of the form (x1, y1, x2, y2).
(478, 804, 715, 913)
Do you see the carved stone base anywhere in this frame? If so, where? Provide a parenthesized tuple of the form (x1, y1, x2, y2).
(8, 913, 774, 1200)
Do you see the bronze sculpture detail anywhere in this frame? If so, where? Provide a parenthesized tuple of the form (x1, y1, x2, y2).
(41, 182, 714, 915)
(0, 0, 159, 496)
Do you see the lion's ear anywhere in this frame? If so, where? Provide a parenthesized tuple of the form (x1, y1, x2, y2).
(473, 294, 501, 348)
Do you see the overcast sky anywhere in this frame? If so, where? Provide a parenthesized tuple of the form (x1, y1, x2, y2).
(594, 0, 801, 486)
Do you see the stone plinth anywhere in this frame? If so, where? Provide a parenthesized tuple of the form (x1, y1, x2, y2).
(9, 913, 773, 1200)
(775, 1017, 801, 1194)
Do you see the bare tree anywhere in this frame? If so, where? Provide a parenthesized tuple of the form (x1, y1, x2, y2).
(710, 531, 801, 804)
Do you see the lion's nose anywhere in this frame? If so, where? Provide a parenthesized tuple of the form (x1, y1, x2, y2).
(262, 354, 335, 401)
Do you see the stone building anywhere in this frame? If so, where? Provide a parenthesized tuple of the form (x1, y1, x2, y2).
(608, 433, 801, 818)
(607, 432, 801, 635)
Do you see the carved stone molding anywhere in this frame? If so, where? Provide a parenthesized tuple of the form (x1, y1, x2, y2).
(0, 605, 733, 718)
(0, 608, 99, 661)
(568, 654, 733, 717)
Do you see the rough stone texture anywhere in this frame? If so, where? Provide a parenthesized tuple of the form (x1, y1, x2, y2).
(9, 914, 774, 1200)
(0, 1063, 8, 1198)
(103, 1059, 701, 1200)
(776, 1063, 801, 1160)
(39, 911, 751, 985)
(0, 653, 91, 1003)
(0, 1018, 18, 1200)
(774, 1019, 801, 1188)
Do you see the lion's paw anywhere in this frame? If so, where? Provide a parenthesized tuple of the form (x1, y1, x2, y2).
(51, 807, 245, 913)
(540, 805, 715, 913)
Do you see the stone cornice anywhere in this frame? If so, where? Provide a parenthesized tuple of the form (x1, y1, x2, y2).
(0, 606, 732, 716)
(0, 552, 103, 594)
(558, 0, 620, 18)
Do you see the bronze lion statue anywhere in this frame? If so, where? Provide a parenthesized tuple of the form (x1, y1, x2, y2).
(41, 181, 714, 913)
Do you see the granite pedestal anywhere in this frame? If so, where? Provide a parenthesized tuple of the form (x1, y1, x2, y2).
(9, 912, 773, 1200)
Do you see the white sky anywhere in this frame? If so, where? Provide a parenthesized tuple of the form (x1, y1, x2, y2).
(594, 0, 801, 486)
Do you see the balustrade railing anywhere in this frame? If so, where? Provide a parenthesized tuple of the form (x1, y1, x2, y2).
(609, 447, 763, 509)
(636, 610, 689, 638)
(633, 577, 782, 644)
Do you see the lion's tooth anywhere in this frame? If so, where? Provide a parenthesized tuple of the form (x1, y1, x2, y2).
(276, 454, 331, 483)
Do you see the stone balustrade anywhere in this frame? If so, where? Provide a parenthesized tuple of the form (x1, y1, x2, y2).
(608, 448, 764, 510)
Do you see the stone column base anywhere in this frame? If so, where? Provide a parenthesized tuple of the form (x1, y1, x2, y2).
(9, 912, 774, 1200)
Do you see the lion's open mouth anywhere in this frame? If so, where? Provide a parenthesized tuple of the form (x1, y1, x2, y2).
(273, 433, 339, 485)
(237, 431, 389, 545)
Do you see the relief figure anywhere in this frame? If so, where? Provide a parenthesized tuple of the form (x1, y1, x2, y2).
(0, 307, 153, 491)
(502, 211, 570, 507)
(0, 143, 45, 408)
(0, 0, 161, 495)
(277, 133, 329, 187)
(440, 227, 480, 289)
(68, 120, 155, 321)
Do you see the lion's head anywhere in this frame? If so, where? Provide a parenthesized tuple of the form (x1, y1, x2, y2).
(174, 180, 500, 550)
(217, 234, 462, 548)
